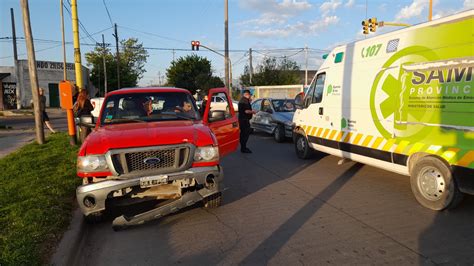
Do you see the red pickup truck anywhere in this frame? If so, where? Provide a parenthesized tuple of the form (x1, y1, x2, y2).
(76, 87, 239, 230)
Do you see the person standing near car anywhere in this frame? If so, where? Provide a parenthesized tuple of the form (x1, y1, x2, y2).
(238, 90, 256, 153)
(74, 89, 94, 142)
(39, 88, 56, 133)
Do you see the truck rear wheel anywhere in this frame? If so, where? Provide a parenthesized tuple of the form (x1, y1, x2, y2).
(410, 156, 464, 211)
(294, 133, 312, 159)
(203, 192, 222, 209)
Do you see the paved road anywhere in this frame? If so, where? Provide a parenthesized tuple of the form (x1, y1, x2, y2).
(72, 133, 474, 265)
(0, 109, 68, 158)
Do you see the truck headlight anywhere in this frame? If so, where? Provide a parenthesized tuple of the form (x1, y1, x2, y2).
(194, 146, 219, 162)
(77, 155, 109, 172)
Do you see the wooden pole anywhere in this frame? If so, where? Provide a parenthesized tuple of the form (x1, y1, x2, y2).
(20, 0, 45, 144)
(11, 8, 22, 109)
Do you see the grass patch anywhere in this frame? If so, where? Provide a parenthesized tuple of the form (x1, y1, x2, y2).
(0, 133, 80, 265)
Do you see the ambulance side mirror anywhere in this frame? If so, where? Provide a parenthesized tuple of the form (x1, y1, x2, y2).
(294, 93, 304, 109)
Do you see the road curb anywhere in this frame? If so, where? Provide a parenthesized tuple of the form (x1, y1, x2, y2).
(50, 208, 86, 266)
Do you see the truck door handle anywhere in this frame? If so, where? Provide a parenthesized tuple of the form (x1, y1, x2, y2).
(232, 122, 238, 128)
(319, 107, 324, 115)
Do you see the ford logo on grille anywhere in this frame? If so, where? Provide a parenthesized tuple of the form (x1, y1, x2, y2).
(144, 157, 161, 165)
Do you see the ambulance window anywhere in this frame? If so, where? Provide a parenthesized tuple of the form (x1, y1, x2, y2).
(304, 81, 316, 107)
(334, 52, 344, 63)
(312, 73, 326, 103)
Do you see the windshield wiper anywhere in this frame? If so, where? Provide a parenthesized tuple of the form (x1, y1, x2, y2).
(159, 112, 195, 121)
(105, 118, 146, 124)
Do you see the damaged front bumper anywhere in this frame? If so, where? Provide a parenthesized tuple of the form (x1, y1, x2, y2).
(76, 166, 223, 217)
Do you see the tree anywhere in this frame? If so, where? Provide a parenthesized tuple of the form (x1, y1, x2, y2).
(166, 55, 224, 95)
(85, 38, 148, 95)
(240, 57, 300, 86)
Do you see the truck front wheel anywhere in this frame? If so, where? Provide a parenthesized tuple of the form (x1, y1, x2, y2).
(410, 156, 464, 210)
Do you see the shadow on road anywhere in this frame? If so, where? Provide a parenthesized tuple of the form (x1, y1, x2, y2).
(418, 195, 474, 264)
(239, 163, 363, 264)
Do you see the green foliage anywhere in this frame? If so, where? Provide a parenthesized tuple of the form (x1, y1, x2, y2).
(166, 55, 224, 95)
(240, 57, 300, 86)
(85, 38, 149, 95)
(0, 134, 80, 265)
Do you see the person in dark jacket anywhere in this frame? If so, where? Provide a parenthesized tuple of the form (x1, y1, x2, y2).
(74, 89, 94, 142)
(39, 88, 56, 133)
(238, 90, 256, 153)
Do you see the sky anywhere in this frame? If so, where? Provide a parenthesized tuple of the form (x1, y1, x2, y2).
(0, 0, 472, 87)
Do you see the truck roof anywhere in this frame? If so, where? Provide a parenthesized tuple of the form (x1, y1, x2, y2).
(107, 87, 191, 96)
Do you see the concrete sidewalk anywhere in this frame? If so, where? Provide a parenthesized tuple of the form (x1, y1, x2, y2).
(0, 108, 68, 158)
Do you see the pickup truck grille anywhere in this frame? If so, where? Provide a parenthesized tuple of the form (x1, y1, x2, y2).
(109, 145, 192, 176)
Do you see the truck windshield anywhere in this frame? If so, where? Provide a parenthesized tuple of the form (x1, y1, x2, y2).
(100, 92, 199, 125)
(272, 99, 296, 112)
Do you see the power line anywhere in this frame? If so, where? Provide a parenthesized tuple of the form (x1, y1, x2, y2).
(65, 0, 97, 43)
(102, 0, 114, 27)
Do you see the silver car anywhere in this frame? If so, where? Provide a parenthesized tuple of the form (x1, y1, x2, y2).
(250, 98, 295, 142)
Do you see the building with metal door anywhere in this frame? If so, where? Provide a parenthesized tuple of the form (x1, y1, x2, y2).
(0, 60, 94, 110)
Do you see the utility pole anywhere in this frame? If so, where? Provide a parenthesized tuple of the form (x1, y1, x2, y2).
(304, 45, 308, 87)
(20, 0, 44, 144)
(428, 0, 433, 21)
(11, 8, 21, 109)
(224, 0, 229, 91)
(102, 34, 108, 95)
(172, 49, 175, 62)
(114, 23, 120, 89)
(249, 48, 253, 85)
(60, 0, 67, 81)
(71, 0, 83, 90)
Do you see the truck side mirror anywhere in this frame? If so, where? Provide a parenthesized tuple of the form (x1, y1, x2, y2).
(208, 110, 226, 123)
(79, 115, 95, 128)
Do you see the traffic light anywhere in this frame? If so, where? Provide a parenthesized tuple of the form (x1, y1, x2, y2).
(362, 20, 369, 35)
(191, 40, 200, 51)
(369, 17, 377, 32)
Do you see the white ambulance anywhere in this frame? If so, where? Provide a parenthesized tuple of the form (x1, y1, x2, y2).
(293, 10, 473, 210)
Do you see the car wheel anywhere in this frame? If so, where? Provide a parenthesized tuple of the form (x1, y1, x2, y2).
(203, 192, 222, 209)
(274, 124, 285, 143)
(410, 156, 464, 211)
(294, 133, 312, 159)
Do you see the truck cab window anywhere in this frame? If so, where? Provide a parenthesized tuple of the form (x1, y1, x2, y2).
(312, 73, 326, 104)
(304, 81, 316, 108)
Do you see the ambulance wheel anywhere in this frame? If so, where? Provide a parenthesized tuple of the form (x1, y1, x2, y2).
(295, 133, 312, 159)
(203, 192, 222, 209)
(274, 125, 285, 143)
(410, 156, 464, 211)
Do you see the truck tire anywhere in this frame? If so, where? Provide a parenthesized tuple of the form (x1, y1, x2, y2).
(410, 156, 464, 211)
(84, 211, 105, 224)
(294, 133, 313, 159)
(203, 192, 222, 209)
(274, 124, 285, 143)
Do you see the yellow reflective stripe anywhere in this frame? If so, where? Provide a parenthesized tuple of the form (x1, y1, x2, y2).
(310, 127, 317, 136)
(371, 137, 384, 149)
(328, 130, 338, 140)
(394, 140, 410, 154)
(343, 132, 353, 143)
(316, 128, 324, 137)
(382, 139, 396, 151)
(352, 133, 363, 145)
(441, 148, 460, 163)
(408, 142, 426, 155)
(361, 135, 373, 147)
(322, 129, 331, 138)
(457, 151, 474, 167)
(426, 145, 443, 155)
(335, 131, 345, 142)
